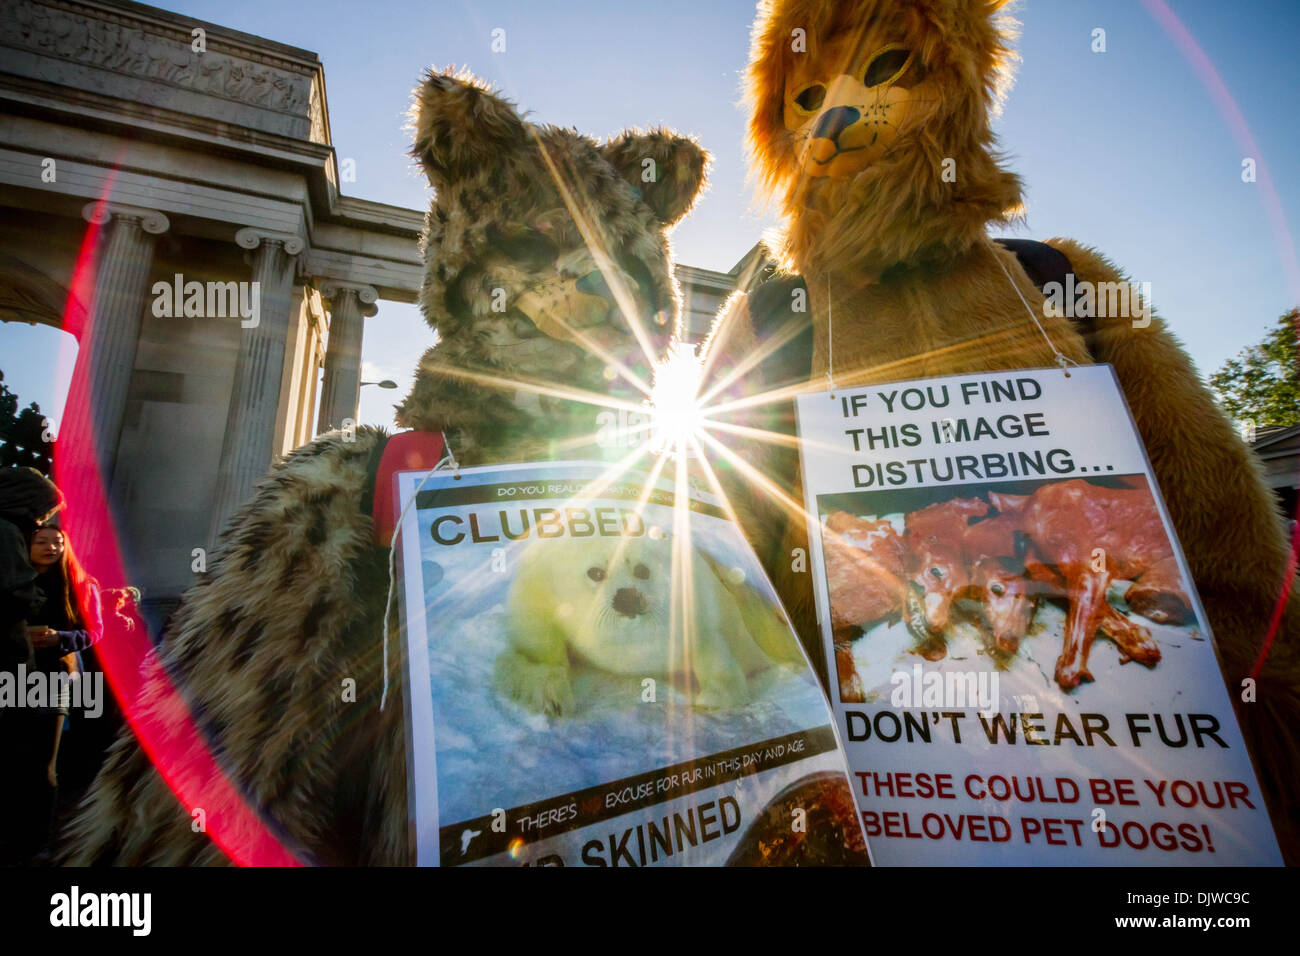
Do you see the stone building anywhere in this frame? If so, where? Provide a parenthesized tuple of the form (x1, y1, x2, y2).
(0, 0, 424, 621)
(0, 0, 759, 622)
(1253, 425, 1300, 529)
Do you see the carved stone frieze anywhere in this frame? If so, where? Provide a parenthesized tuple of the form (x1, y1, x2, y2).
(0, 0, 325, 140)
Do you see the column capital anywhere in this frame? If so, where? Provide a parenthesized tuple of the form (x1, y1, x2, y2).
(317, 279, 379, 317)
(81, 201, 170, 235)
(234, 227, 306, 257)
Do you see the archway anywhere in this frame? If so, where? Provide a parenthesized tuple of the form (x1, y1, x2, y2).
(0, 253, 83, 453)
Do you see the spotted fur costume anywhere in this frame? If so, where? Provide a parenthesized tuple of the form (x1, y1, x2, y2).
(706, 0, 1300, 861)
(61, 71, 708, 865)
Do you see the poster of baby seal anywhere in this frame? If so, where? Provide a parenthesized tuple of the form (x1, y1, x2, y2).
(395, 460, 869, 866)
(796, 365, 1281, 865)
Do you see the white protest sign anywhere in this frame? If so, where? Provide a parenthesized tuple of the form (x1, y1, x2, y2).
(396, 460, 869, 866)
(796, 365, 1281, 865)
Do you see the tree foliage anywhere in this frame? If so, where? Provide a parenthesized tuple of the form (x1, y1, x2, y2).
(0, 369, 56, 477)
(1210, 309, 1300, 431)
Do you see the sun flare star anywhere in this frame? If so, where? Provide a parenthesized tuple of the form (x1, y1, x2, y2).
(649, 344, 707, 456)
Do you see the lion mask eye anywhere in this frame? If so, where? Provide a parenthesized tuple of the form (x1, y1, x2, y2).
(793, 84, 826, 111)
(863, 46, 913, 88)
(633, 563, 650, 580)
(587, 566, 606, 582)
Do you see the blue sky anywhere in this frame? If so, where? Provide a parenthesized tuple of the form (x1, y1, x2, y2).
(3, 0, 1298, 431)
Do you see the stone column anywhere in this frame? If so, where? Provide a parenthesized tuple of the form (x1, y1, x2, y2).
(61, 202, 170, 481)
(57, 203, 169, 572)
(207, 227, 304, 541)
(300, 294, 327, 445)
(317, 281, 378, 432)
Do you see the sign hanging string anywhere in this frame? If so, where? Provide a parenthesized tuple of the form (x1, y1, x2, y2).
(989, 239, 1081, 377)
(380, 432, 458, 711)
(825, 271, 835, 395)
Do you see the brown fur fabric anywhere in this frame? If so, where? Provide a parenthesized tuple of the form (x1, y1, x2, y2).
(60, 71, 707, 865)
(710, 0, 1300, 862)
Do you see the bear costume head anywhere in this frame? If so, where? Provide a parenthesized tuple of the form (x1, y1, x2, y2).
(747, 0, 1024, 278)
(397, 71, 709, 462)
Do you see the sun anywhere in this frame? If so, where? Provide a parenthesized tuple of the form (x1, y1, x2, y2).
(649, 343, 707, 456)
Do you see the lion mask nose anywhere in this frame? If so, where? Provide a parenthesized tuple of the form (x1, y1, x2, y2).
(813, 105, 860, 144)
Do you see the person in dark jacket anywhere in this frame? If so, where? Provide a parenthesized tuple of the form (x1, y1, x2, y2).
(0, 466, 65, 864)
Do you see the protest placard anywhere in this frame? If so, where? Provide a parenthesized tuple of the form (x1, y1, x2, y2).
(395, 460, 869, 866)
(796, 365, 1282, 864)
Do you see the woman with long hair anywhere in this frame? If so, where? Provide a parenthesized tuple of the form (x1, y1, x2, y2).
(4, 523, 103, 864)
(27, 524, 102, 659)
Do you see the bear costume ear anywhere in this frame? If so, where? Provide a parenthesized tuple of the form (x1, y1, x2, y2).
(410, 69, 529, 184)
(600, 130, 710, 226)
